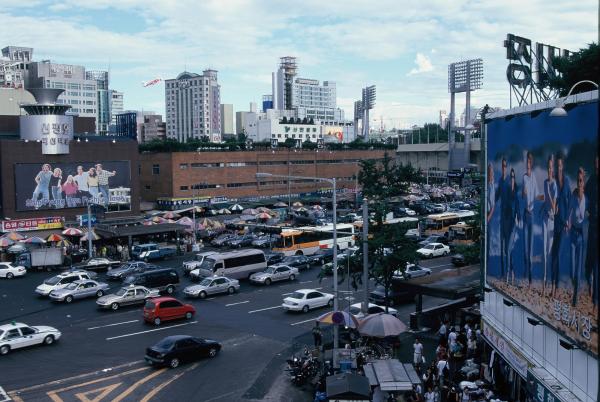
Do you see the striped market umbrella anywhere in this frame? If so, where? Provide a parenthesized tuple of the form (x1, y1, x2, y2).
(21, 236, 46, 244)
(0, 237, 14, 247)
(242, 208, 259, 215)
(163, 211, 181, 219)
(55, 239, 72, 247)
(256, 212, 271, 220)
(176, 216, 194, 227)
(3, 232, 25, 241)
(274, 201, 288, 208)
(46, 234, 64, 242)
(143, 220, 156, 226)
(230, 204, 243, 212)
(218, 208, 232, 215)
(81, 231, 101, 241)
(312, 205, 323, 210)
(317, 311, 360, 329)
(152, 216, 168, 223)
(358, 313, 408, 338)
(62, 228, 83, 236)
(292, 201, 304, 207)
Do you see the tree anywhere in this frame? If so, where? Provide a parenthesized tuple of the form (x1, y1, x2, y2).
(550, 43, 599, 96)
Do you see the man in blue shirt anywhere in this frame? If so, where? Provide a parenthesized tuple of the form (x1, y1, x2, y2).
(31, 163, 52, 208)
(550, 154, 571, 299)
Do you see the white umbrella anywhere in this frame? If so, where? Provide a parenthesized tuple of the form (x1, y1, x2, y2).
(230, 204, 244, 212)
(358, 313, 408, 338)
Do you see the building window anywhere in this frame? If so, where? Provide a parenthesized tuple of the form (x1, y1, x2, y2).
(145, 185, 151, 190)
(179, 163, 188, 169)
(180, 186, 189, 190)
(152, 164, 160, 175)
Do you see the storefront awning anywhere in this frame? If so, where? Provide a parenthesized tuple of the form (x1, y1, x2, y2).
(363, 359, 421, 391)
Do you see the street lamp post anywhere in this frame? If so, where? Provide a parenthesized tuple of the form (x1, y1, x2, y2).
(256, 172, 339, 368)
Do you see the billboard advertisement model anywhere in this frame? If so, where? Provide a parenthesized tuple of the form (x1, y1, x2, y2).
(486, 101, 598, 355)
(15, 161, 131, 213)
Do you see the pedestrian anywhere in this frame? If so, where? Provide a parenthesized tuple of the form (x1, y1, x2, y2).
(467, 333, 477, 359)
(438, 320, 447, 343)
(414, 337, 424, 367)
(437, 357, 448, 387)
(312, 321, 322, 349)
(424, 387, 437, 402)
(436, 342, 447, 361)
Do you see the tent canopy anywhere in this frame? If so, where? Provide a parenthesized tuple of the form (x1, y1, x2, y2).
(326, 373, 371, 400)
(363, 359, 421, 392)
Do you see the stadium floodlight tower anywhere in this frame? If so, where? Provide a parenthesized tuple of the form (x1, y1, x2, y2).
(361, 85, 376, 140)
(447, 59, 483, 171)
(353, 100, 363, 139)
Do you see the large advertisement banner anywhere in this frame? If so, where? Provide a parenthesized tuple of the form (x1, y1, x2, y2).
(15, 161, 131, 213)
(486, 101, 598, 355)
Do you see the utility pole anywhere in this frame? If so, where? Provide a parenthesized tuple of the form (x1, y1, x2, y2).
(361, 197, 369, 315)
(87, 203, 93, 260)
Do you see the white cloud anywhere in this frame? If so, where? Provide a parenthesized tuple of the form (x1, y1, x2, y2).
(408, 53, 434, 75)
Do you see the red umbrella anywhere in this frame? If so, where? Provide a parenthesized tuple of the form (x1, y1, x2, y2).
(46, 234, 64, 242)
(62, 228, 83, 236)
(3, 232, 25, 241)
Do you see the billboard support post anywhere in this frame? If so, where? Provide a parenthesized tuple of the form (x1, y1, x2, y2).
(87, 203, 93, 260)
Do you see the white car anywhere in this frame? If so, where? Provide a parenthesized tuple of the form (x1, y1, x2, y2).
(282, 289, 334, 313)
(416, 242, 450, 258)
(0, 262, 26, 279)
(0, 322, 61, 355)
(404, 208, 416, 216)
(250, 264, 299, 285)
(393, 263, 432, 279)
(348, 303, 398, 319)
(35, 271, 94, 296)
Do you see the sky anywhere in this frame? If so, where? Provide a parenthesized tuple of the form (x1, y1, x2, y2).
(0, 0, 597, 128)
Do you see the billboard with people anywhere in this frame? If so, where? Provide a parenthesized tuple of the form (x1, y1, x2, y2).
(15, 161, 131, 212)
(485, 101, 598, 355)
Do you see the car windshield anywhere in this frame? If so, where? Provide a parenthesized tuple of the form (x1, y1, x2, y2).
(199, 259, 216, 272)
(154, 338, 174, 350)
(264, 267, 276, 274)
(144, 300, 155, 309)
(290, 291, 305, 299)
(115, 288, 128, 296)
(199, 278, 212, 286)
(65, 283, 79, 290)
(44, 276, 61, 285)
(424, 244, 435, 250)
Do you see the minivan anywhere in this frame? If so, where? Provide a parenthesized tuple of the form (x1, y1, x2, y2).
(123, 268, 180, 294)
(193, 249, 267, 279)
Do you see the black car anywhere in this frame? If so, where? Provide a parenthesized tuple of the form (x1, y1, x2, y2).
(106, 261, 159, 280)
(451, 253, 467, 267)
(123, 268, 180, 294)
(265, 251, 285, 266)
(145, 335, 221, 368)
(211, 234, 236, 247)
(310, 248, 335, 264)
(228, 234, 257, 248)
(369, 285, 414, 306)
(281, 255, 311, 271)
(251, 235, 275, 248)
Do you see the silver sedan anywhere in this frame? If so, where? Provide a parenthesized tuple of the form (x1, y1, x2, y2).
(183, 276, 240, 299)
(249, 264, 299, 285)
(49, 279, 110, 303)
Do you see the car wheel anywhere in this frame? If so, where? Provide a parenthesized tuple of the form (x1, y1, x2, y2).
(264, 278, 272, 286)
(427, 272, 431, 275)
(185, 312, 193, 320)
(428, 254, 433, 259)
(289, 274, 296, 281)
(199, 291, 207, 299)
(6, 272, 14, 279)
(169, 358, 179, 368)
(111, 302, 120, 310)
(295, 250, 303, 256)
(96, 290, 104, 297)
(153, 317, 161, 326)
(327, 299, 333, 307)
(43, 335, 55, 345)
(0, 345, 10, 355)
(302, 305, 310, 313)
(65, 295, 74, 303)
(444, 251, 449, 256)
(166, 285, 175, 294)
(227, 286, 235, 294)
(208, 348, 218, 358)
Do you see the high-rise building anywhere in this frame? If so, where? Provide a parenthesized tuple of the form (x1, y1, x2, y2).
(220, 104, 234, 136)
(109, 90, 124, 125)
(140, 114, 166, 143)
(165, 70, 221, 143)
(1, 46, 33, 89)
(236, 111, 246, 135)
(86, 70, 110, 135)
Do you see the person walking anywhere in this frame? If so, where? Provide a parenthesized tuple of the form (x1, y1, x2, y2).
(414, 338, 424, 369)
(438, 320, 447, 344)
(312, 321, 322, 349)
(436, 357, 448, 387)
(542, 156, 558, 296)
(550, 154, 571, 298)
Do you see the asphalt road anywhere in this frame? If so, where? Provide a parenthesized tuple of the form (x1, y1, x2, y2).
(0, 250, 461, 402)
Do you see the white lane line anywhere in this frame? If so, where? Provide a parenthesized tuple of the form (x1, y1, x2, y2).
(225, 300, 250, 307)
(426, 263, 453, 269)
(88, 320, 139, 330)
(339, 290, 354, 293)
(248, 305, 281, 314)
(106, 321, 198, 341)
(282, 287, 321, 295)
(299, 280, 313, 284)
(291, 316, 324, 326)
(206, 297, 216, 300)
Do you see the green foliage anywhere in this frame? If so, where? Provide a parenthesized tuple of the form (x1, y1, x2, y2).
(452, 244, 480, 265)
(550, 43, 599, 96)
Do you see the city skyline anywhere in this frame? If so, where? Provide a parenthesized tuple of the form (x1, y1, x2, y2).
(0, 0, 596, 128)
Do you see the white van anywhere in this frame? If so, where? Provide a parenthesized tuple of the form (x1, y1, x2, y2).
(184, 251, 218, 276)
(193, 249, 267, 280)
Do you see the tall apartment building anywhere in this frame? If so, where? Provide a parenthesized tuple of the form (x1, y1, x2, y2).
(1, 46, 33, 88)
(140, 114, 166, 143)
(164, 70, 221, 143)
(85, 70, 110, 134)
(110, 90, 124, 125)
(220, 103, 234, 136)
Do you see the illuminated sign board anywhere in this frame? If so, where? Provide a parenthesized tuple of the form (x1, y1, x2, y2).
(19, 115, 74, 154)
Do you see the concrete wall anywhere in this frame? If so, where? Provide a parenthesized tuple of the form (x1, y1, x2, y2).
(0, 88, 35, 116)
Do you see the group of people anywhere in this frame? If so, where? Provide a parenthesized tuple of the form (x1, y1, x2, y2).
(31, 163, 117, 209)
(487, 152, 597, 308)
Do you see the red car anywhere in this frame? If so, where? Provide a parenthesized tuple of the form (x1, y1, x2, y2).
(143, 297, 195, 326)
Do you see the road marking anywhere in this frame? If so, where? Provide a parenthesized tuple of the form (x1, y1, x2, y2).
(248, 305, 281, 314)
(87, 320, 139, 330)
(426, 263, 453, 269)
(74, 382, 122, 402)
(106, 321, 198, 341)
(111, 368, 167, 402)
(291, 316, 325, 326)
(339, 290, 354, 293)
(299, 280, 313, 284)
(139, 363, 198, 402)
(45, 367, 150, 402)
(206, 297, 216, 300)
(225, 300, 250, 307)
(203, 390, 239, 402)
(0, 387, 10, 402)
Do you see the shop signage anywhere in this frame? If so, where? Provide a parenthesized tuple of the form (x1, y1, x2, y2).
(482, 320, 529, 377)
(1, 217, 64, 233)
(19, 115, 74, 154)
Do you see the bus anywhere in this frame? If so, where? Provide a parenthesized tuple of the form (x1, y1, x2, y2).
(353, 217, 420, 238)
(272, 223, 355, 256)
(192, 249, 267, 279)
(424, 213, 461, 236)
(448, 223, 477, 247)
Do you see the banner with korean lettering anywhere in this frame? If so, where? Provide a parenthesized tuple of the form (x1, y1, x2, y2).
(1, 217, 64, 233)
(14, 161, 131, 213)
(485, 101, 598, 355)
